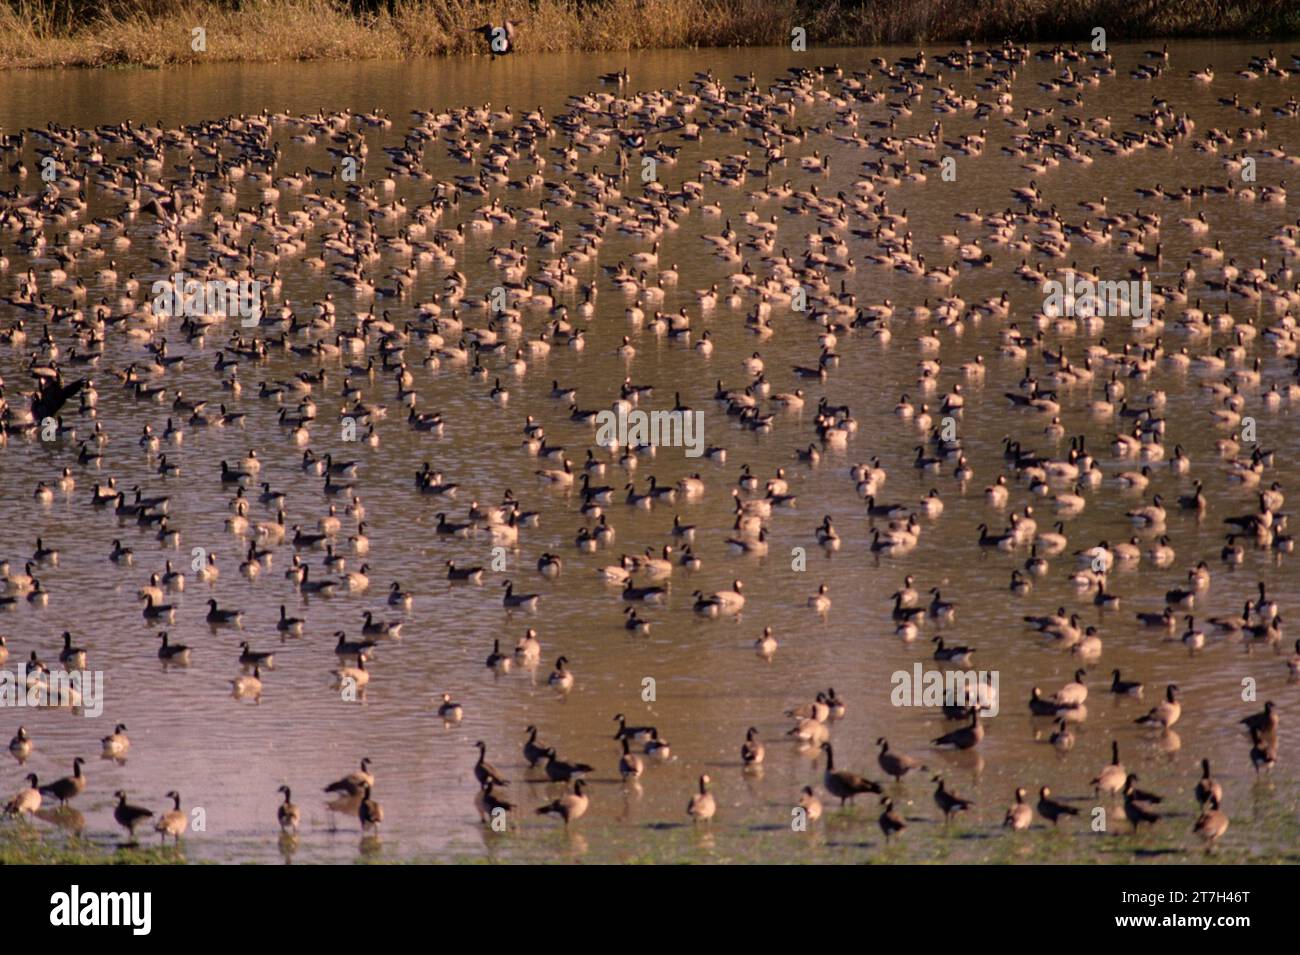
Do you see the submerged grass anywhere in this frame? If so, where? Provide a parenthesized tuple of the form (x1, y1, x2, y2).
(1, 0, 1297, 70)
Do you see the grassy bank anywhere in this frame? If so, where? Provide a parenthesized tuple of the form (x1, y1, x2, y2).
(1, 0, 1297, 70)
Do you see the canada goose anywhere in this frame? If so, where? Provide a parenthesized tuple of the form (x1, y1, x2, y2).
(324, 758, 374, 818)
(514, 628, 542, 665)
(1193, 796, 1229, 850)
(101, 723, 130, 759)
(277, 785, 300, 833)
(797, 786, 823, 824)
(1135, 684, 1182, 728)
(4, 773, 40, 816)
(58, 631, 86, 670)
(867, 796, 906, 843)
(643, 729, 672, 760)
(1249, 727, 1277, 773)
(544, 748, 594, 783)
(437, 693, 463, 723)
(205, 598, 243, 627)
(1003, 787, 1032, 830)
(8, 726, 32, 762)
(932, 710, 983, 750)
(1122, 775, 1163, 831)
(932, 776, 973, 822)
(1092, 740, 1126, 796)
(113, 790, 154, 840)
(536, 779, 589, 824)
(274, 605, 305, 637)
(522, 726, 550, 767)
(38, 756, 86, 805)
(1055, 669, 1088, 706)
(820, 742, 882, 805)
(446, 560, 484, 583)
(502, 580, 541, 611)
(485, 639, 512, 673)
(473, 742, 508, 787)
(1191, 758, 1224, 809)
(1036, 786, 1079, 826)
(740, 727, 765, 767)
(157, 631, 191, 665)
(475, 781, 515, 825)
(618, 738, 645, 779)
(239, 641, 274, 669)
(614, 713, 657, 743)
(155, 791, 187, 844)
(876, 737, 925, 781)
(1110, 669, 1144, 698)
(359, 785, 384, 832)
(548, 656, 574, 692)
(231, 665, 263, 700)
(331, 653, 371, 691)
(687, 774, 716, 822)
(1049, 718, 1075, 753)
(932, 636, 975, 665)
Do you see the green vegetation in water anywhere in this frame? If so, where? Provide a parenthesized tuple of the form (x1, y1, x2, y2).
(1, 0, 1298, 70)
(0, 821, 185, 864)
(9, 801, 1296, 864)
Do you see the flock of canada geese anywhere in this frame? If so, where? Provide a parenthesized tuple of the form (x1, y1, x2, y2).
(1, 32, 1299, 861)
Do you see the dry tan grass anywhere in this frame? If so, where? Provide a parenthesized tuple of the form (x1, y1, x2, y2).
(1, 0, 1296, 70)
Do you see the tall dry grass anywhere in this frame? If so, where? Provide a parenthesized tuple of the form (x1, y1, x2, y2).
(2, 0, 1296, 69)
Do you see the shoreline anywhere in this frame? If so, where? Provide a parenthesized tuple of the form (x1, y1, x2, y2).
(1, 0, 1297, 72)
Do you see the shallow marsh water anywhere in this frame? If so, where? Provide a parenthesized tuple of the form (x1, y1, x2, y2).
(0, 41, 1298, 864)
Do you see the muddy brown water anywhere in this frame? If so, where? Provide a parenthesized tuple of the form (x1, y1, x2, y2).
(0, 41, 1297, 863)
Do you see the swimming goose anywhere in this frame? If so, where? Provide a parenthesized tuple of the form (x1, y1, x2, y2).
(156, 631, 190, 665)
(642, 728, 673, 761)
(205, 598, 243, 627)
(101, 723, 130, 759)
(446, 560, 484, 583)
(238, 642, 275, 670)
(231, 664, 263, 700)
(548, 656, 575, 692)
(330, 653, 371, 692)
(1135, 684, 1182, 728)
(613, 713, 657, 743)
(8, 726, 32, 762)
(502, 580, 541, 611)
